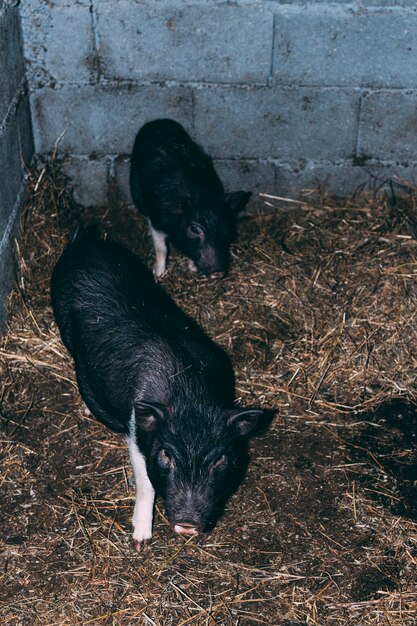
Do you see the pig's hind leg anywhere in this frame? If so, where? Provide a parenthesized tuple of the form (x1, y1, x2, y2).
(148, 220, 168, 278)
(127, 417, 155, 551)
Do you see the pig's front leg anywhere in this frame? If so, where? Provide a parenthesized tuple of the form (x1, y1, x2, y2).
(127, 429, 155, 552)
(148, 220, 168, 278)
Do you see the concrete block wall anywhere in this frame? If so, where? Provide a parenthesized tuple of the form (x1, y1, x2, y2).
(19, 0, 417, 206)
(0, 1, 34, 330)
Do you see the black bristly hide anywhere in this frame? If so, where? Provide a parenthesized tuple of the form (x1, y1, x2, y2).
(51, 233, 267, 534)
(130, 118, 252, 277)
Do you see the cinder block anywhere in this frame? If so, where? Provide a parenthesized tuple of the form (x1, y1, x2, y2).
(194, 86, 359, 161)
(96, 2, 273, 83)
(267, 0, 417, 5)
(274, 162, 372, 199)
(359, 92, 417, 161)
(273, 160, 417, 200)
(20, 3, 95, 85)
(60, 156, 110, 206)
(0, 96, 32, 226)
(20, 0, 90, 6)
(0, 4, 33, 334)
(31, 84, 193, 154)
(273, 6, 417, 89)
(213, 159, 275, 195)
(0, 97, 32, 332)
(54, 0, 91, 4)
(356, 163, 417, 191)
(0, 114, 23, 233)
(360, 0, 417, 5)
(0, 5, 26, 122)
(114, 156, 131, 206)
(15, 94, 34, 170)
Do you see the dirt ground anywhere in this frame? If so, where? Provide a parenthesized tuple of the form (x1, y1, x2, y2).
(1, 162, 417, 625)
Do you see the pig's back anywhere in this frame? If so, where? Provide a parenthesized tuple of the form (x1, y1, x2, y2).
(130, 119, 224, 216)
(51, 235, 234, 422)
(51, 235, 200, 354)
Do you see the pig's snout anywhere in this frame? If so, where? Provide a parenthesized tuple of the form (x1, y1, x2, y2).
(171, 510, 205, 536)
(173, 522, 200, 536)
(195, 244, 229, 279)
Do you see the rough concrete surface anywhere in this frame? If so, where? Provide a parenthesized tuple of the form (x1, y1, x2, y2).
(31, 84, 193, 154)
(273, 6, 417, 88)
(14, 0, 417, 205)
(0, 3, 34, 331)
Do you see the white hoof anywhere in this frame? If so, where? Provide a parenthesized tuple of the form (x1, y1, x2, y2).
(132, 509, 152, 552)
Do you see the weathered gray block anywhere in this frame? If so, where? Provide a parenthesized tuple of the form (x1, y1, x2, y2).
(213, 159, 276, 195)
(361, 163, 417, 190)
(0, 1, 34, 333)
(266, 0, 417, 5)
(20, 0, 90, 6)
(0, 114, 29, 231)
(114, 156, 132, 206)
(17, 0, 417, 211)
(0, 118, 22, 235)
(358, 0, 417, 4)
(273, 6, 417, 89)
(14, 94, 34, 169)
(274, 162, 361, 199)
(0, 93, 33, 332)
(0, 95, 33, 231)
(273, 160, 417, 199)
(31, 84, 193, 154)
(20, 3, 95, 86)
(194, 86, 360, 160)
(96, 3, 273, 83)
(359, 91, 417, 161)
(0, 4, 26, 122)
(60, 156, 110, 206)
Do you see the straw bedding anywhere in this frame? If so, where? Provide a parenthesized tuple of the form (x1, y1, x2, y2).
(1, 159, 416, 625)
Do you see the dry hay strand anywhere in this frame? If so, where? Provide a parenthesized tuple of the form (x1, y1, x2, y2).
(1, 158, 417, 625)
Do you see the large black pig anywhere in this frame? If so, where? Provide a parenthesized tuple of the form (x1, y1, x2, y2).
(51, 233, 266, 551)
(130, 118, 252, 278)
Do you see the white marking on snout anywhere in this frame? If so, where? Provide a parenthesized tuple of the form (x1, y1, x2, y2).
(149, 220, 168, 278)
(82, 403, 92, 417)
(127, 410, 155, 551)
(187, 259, 198, 272)
(174, 524, 199, 536)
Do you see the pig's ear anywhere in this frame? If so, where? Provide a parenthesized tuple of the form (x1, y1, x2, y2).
(227, 408, 264, 437)
(134, 401, 166, 432)
(225, 191, 252, 214)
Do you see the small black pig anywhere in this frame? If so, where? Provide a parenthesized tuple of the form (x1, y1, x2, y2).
(51, 233, 266, 551)
(130, 118, 252, 278)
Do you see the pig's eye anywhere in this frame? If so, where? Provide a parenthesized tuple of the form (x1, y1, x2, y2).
(209, 454, 227, 473)
(187, 223, 204, 240)
(158, 449, 174, 469)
